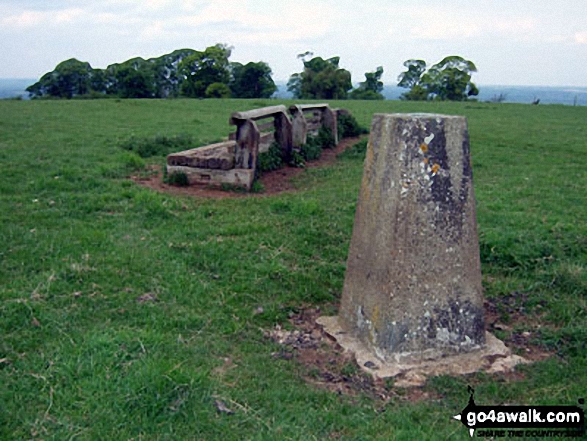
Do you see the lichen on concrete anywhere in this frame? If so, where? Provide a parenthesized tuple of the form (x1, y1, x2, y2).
(338, 113, 486, 362)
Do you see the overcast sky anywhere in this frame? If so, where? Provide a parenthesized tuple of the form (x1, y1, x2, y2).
(1, 0, 586, 86)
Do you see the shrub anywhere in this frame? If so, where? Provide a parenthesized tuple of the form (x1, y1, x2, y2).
(121, 152, 146, 171)
(316, 127, 336, 149)
(297, 126, 337, 162)
(337, 113, 368, 139)
(257, 142, 284, 174)
(119, 134, 195, 158)
(300, 137, 322, 161)
(165, 170, 189, 186)
(288, 151, 306, 168)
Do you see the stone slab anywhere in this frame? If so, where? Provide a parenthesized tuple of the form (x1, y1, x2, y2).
(318, 315, 529, 387)
(230, 105, 288, 123)
(167, 141, 236, 170)
(166, 166, 255, 190)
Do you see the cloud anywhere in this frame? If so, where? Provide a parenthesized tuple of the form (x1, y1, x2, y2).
(140, 21, 168, 40)
(175, 0, 334, 43)
(575, 32, 587, 44)
(1, 7, 85, 29)
(392, 6, 539, 42)
(1, 10, 45, 28)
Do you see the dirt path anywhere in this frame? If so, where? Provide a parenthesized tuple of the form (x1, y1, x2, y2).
(132, 136, 366, 199)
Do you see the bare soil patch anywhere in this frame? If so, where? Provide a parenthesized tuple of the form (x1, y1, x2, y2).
(266, 306, 438, 403)
(131, 136, 366, 199)
(484, 293, 552, 364)
(267, 298, 553, 399)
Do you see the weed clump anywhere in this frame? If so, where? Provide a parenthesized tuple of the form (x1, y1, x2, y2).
(299, 127, 336, 162)
(119, 134, 196, 158)
(339, 139, 368, 160)
(257, 142, 284, 173)
(165, 170, 189, 186)
(337, 113, 368, 139)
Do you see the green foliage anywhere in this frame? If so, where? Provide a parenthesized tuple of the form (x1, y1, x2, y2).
(120, 151, 146, 171)
(316, 127, 336, 149)
(398, 56, 479, 101)
(287, 53, 352, 99)
(256, 142, 284, 174)
(26, 46, 277, 100)
(350, 66, 385, 100)
(298, 127, 336, 162)
(337, 112, 369, 139)
(349, 89, 385, 100)
(339, 139, 368, 160)
(151, 49, 197, 98)
(179, 44, 232, 98)
(230, 62, 277, 99)
(119, 134, 195, 158)
(165, 170, 189, 186)
(205, 82, 232, 99)
(26, 58, 95, 99)
(27, 51, 199, 99)
(397, 59, 427, 90)
(288, 150, 306, 168)
(250, 180, 265, 193)
(300, 138, 322, 161)
(108, 58, 156, 98)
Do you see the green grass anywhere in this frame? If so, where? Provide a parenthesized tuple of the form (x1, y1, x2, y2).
(0, 98, 585, 440)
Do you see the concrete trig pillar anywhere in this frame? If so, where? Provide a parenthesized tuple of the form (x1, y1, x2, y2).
(316, 112, 531, 388)
(339, 113, 485, 362)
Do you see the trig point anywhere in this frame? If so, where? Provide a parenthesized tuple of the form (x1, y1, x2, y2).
(318, 113, 527, 385)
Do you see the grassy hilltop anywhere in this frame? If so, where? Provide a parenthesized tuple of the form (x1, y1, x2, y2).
(0, 99, 585, 440)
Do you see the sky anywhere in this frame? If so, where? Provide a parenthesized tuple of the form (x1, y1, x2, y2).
(1, 0, 586, 87)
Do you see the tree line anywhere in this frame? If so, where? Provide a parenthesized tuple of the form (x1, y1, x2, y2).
(26, 44, 478, 102)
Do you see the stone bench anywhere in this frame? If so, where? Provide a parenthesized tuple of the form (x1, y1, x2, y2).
(166, 140, 255, 188)
(166, 104, 345, 191)
(229, 105, 293, 166)
(289, 104, 338, 148)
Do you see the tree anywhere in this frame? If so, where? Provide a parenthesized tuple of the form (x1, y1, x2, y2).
(424, 56, 479, 101)
(287, 53, 352, 100)
(205, 82, 231, 98)
(397, 56, 479, 101)
(350, 66, 384, 100)
(26, 45, 278, 100)
(397, 59, 428, 101)
(107, 58, 156, 98)
(230, 61, 276, 98)
(151, 49, 197, 98)
(26, 58, 94, 99)
(179, 44, 232, 98)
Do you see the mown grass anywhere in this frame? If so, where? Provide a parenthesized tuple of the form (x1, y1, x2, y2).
(0, 98, 585, 440)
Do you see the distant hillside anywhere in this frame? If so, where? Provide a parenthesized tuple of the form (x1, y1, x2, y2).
(274, 82, 587, 106)
(0, 79, 34, 99)
(4, 79, 586, 106)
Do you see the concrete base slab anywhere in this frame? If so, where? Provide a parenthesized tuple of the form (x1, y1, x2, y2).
(317, 316, 530, 387)
(166, 166, 255, 190)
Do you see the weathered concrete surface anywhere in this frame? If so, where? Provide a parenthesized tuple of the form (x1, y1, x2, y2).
(317, 316, 529, 387)
(230, 105, 293, 164)
(290, 104, 339, 147)
(338, 113, 486, 363)
(166, 166, 255, 190)
(234, 119, 260, 170)
(167, 141, 236, 170)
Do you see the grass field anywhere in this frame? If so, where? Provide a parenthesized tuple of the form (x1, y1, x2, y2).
(0, 98, 585, 440)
